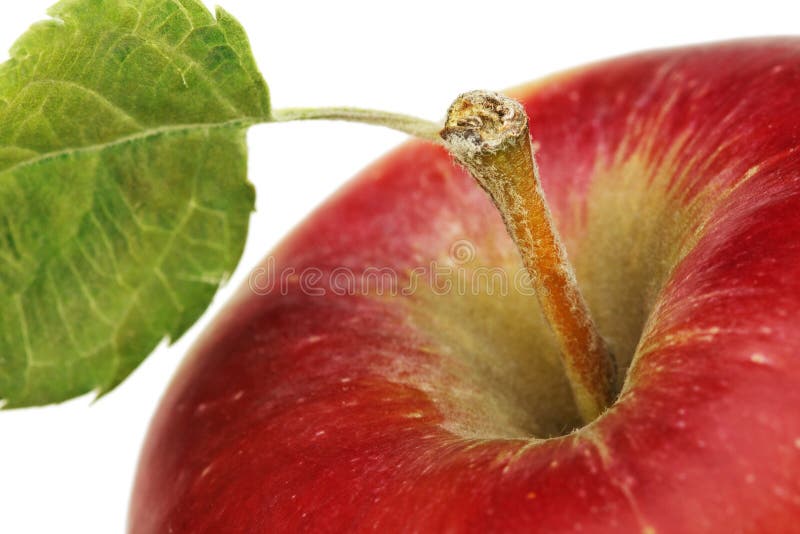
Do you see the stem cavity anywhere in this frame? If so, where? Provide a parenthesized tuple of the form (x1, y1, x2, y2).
(271, 93, 616, 423)
(440, 90, 617, 423)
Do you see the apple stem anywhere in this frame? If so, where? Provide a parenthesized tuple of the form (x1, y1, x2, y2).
(271, 95, 615, 422)
(439, 91, 617, 423)
(271, 107, 442, 142)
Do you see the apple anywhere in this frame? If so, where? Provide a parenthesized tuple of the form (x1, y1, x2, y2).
(130, 38, 800, 532)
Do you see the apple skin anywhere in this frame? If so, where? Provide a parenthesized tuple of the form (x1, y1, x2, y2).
(130, 39, 800, 533)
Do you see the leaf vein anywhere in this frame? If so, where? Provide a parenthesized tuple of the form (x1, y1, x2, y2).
(0, 118, 252, 177)
(31, 78, 144, 129)
(62, 252, 116, 327)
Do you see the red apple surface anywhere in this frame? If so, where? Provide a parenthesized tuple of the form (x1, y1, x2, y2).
(130, 39, 800, 533)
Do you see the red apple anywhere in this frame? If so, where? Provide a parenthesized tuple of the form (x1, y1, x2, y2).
(130, 39, 800, 532)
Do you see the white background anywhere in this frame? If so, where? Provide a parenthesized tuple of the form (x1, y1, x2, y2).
(1, 1, 798, 532)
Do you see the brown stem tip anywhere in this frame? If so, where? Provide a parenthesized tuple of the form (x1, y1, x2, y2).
(440, 91, 617, 424)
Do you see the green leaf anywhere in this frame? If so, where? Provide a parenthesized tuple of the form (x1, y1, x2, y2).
(0, 0, 270, 407)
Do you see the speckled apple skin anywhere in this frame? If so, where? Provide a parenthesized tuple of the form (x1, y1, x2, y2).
(130, 39, 800, 533)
